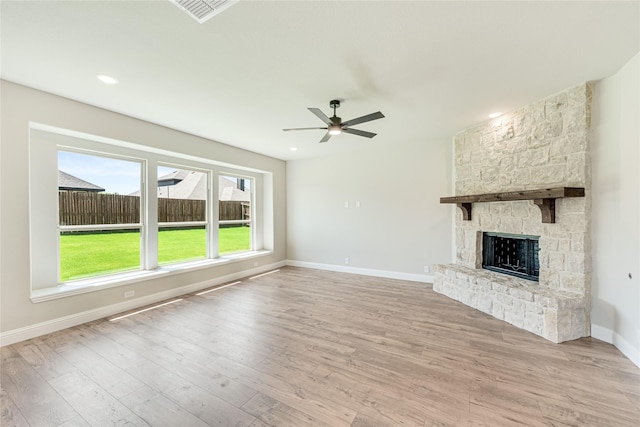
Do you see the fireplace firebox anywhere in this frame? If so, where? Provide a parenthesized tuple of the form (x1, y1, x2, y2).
(482, 232, 540, 281)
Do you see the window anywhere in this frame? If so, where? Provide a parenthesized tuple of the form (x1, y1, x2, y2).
(218, 175, 252, 255)
(29, 126, 271, 298)
(157, 166, 208, 265)
(58, 150, 143, 281)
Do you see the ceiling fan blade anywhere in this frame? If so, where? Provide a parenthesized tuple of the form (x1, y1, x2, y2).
(308, 107, 333, 125)
(283, 127, 327, 131)
(319, 132, 332, 143)
(342, 111, 385, 127)
(342, 128, 377, 138)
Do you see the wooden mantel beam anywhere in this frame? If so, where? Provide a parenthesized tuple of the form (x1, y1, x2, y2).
(440, 187, 585, 223)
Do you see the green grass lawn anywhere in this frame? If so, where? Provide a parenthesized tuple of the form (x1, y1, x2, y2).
(59, 227, 250, 282)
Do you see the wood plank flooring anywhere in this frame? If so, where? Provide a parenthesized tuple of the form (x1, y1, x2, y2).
(2, 266, 639, 426)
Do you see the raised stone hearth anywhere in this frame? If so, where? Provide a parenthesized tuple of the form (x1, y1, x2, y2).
(434, 264, 586, 342)
(434, 83, 592, 343)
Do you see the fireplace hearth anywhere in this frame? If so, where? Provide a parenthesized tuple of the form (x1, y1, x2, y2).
(482, 232, 540, 281)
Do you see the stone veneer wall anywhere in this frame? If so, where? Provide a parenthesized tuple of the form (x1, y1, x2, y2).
(434, 83, 592, 343)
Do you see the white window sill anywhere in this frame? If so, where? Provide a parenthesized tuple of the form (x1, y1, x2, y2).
(30, 250, 272, 303)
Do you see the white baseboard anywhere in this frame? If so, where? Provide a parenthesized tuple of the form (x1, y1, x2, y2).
(0, 261, 286, 347)
(591, 323, 640, 368)
(590, 324, 613, 343)
(286, 260, 434, 284)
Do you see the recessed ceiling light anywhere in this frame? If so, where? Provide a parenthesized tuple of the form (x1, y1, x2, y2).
(290, 147, 298, 151)
(96, 74, 119, 85)
(488, 112, 503, 118)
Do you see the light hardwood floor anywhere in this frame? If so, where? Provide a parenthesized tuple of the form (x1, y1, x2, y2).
(2, 267, 639, 426)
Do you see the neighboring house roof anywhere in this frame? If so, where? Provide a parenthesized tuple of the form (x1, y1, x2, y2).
(157, 170, 208, 200)
(58, 171, 105, 192)
(219, 180, 249, 202)
(131, 170, 250, 201)
(158, 169, 191, 187)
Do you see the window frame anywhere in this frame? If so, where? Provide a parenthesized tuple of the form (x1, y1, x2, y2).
(156, 163, 210, 265)
(217, 173, 255, 255)
(57, 148, 146, 281)
(29, 125, 272, 302)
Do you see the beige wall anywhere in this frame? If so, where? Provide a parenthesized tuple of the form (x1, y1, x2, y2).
(0, 81, 286, 336)
(591, 52, 640, 366)
(286, 136, 453, 280)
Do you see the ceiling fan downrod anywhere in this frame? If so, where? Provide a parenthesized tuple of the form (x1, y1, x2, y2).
(329, 99, 341, 115)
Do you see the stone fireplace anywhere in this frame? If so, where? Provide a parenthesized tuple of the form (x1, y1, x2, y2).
(434, 83, 592, 343)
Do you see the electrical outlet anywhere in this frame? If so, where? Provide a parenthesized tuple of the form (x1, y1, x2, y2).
(356, 200, 361, 208)
(424, 266, 430, 273)
(344, 201, 349, 208)
(345, 257, 350, 265)
(124, 290, 135, 298)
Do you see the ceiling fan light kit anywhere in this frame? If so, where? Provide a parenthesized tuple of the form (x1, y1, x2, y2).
(284, 99, 384, 143)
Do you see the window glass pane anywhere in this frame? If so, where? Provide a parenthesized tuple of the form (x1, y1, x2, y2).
(58, 151, 141, 225)
(158, 166, 207, 264)
(58, 151, 142, 281)
(158, 226, 207, 265)
(219, 225, 251, 254)
(60, 230, 141, 281)
(157, 167, 207, 223)
(219, 175, 251, 254)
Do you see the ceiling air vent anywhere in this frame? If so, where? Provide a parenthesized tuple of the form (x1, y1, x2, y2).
(170, 0, 238, 23)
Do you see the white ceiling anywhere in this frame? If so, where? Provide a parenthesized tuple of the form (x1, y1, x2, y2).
(1, 1, 638, 161)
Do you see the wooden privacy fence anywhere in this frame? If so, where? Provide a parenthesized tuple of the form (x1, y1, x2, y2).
(158, 197, 206, 222)
(219, 201, 250, 222)
(59, 192, 248, 225)
(59, 192, 140, 225)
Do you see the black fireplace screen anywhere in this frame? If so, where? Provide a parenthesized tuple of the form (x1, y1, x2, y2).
(482, 232, 540, 281)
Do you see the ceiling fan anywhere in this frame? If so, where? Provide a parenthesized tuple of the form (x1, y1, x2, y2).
(283, 100, 385, 143)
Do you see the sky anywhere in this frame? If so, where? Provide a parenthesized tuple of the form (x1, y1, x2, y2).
(58, 151, 174, 195)
(58, 151, 248, 194)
